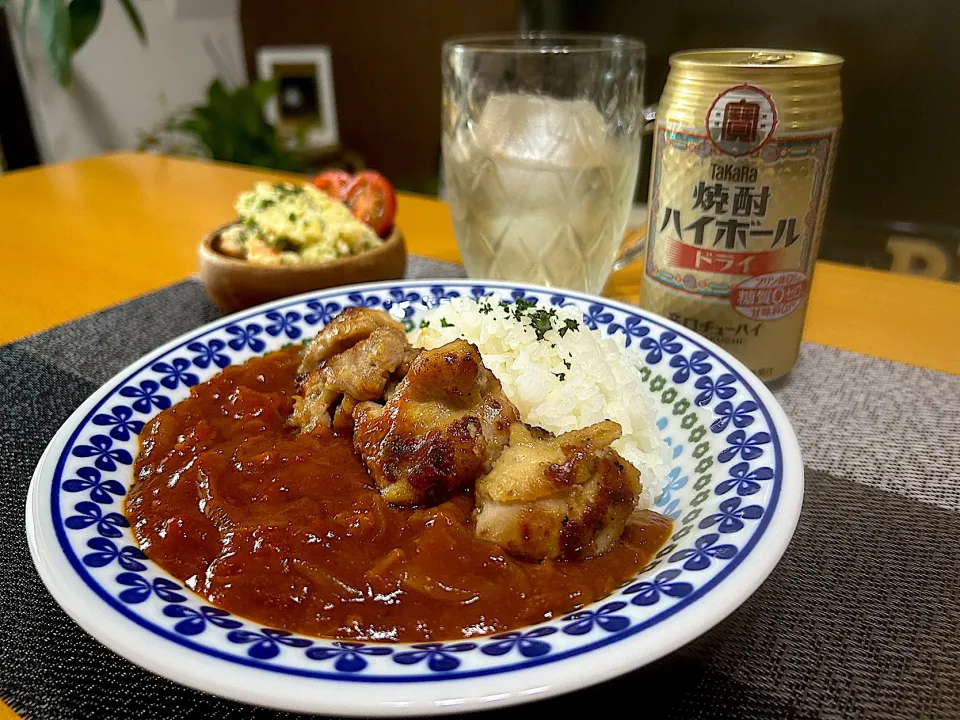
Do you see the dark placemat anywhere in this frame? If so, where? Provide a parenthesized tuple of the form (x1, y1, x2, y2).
(2, 264, 958, 720)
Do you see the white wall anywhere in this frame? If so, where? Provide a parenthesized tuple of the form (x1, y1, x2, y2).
(6, 0, 246, 164)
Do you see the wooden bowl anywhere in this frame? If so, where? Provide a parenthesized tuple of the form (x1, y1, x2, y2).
(198, 224, 407, 313)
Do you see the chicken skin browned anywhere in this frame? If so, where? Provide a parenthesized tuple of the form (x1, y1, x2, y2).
(299, 306, 405, 374)
(474, 421, 641, 561)
(352, 339, 520, 505)
(293, 308, 409, 432)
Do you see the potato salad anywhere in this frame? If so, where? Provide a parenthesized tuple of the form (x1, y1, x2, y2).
(219, 182, 382, 265)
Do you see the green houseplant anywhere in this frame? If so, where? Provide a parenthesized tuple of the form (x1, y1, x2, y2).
(2, 1, 298, 172)
(0, 0, 146, 88)
(138, 78, 305, 172)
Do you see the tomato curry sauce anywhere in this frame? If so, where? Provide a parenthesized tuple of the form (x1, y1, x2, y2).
(125, 348, 672, 642)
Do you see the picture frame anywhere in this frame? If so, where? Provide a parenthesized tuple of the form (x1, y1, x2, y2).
(256, 45, 339, 150)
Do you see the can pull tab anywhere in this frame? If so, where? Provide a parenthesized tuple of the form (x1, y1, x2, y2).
(642, 103, 657, 135)
(745, 51, 796, 65)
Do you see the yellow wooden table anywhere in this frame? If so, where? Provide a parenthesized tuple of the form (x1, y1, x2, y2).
(0, 153, 958, 718)
(1, 153, 957, 375)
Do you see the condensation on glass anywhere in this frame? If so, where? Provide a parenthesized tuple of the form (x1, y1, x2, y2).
(442, 33, 646, 293)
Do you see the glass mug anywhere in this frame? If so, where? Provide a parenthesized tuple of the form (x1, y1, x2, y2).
(441, 33, 649, 293)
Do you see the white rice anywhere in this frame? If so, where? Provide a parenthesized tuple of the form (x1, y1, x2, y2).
(410, 293, 668, 509)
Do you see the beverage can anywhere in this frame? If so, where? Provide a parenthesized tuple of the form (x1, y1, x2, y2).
(640, 49, 843, 381)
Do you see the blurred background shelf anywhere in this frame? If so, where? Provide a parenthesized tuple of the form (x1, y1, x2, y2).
(1, 0, 957, 282)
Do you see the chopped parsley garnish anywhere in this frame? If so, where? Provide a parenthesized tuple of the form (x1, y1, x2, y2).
(478, 302, 493, 315)
(563, 359, 571, 369)
(511, 298, 537, 322)
(419, 320, 430, 329)
(274, 182, 304, 197)
(288, 213, 297, 222)
(439, 318, 454, 328)
(513, 297, 536, 312)
(553, 372, 566, 382)
(256, 198, 275, 210)
(558, 318, 580, 337)
(528, 308, 557, 340)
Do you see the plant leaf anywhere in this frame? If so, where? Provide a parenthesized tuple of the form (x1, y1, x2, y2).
(117, 0, 145, 44)
(249, 78, 278, 107)
(175, 117, 209, 135)
(18, 0, 33, 57)
(68, 0, 103, 53)
(206, 78, 230, 110)
(235, 87, 265, 137)
(37, 0, 71, 87)
(157, 76, 303, 171)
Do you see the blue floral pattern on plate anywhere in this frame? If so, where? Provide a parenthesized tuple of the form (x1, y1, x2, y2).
(42, 280, 788, 685)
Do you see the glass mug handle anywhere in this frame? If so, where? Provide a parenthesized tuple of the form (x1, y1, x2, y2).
(613, 103, 658, 271)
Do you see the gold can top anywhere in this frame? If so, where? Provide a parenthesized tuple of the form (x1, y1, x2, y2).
(670, 48, 843, 70)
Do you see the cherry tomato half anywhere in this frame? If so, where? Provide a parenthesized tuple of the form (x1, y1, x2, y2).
(345, 171, 396, 237)
(311, 170, 354, 200)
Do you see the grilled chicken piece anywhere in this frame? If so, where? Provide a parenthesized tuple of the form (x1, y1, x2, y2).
(293, 308, 409, 432)
(474, 420, 641, 561)
(382, 345, 422, 403)
(394, 345, 422, 382)
(331, 395, 359, 434)
(298, 307, 405, 375)
(353, 339, 520, 505)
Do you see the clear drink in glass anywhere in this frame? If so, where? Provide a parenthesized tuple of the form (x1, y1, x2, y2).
(442, 33, 646, 293)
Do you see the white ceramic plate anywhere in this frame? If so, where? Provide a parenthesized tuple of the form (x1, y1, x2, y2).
(26, 280, 803, 716)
